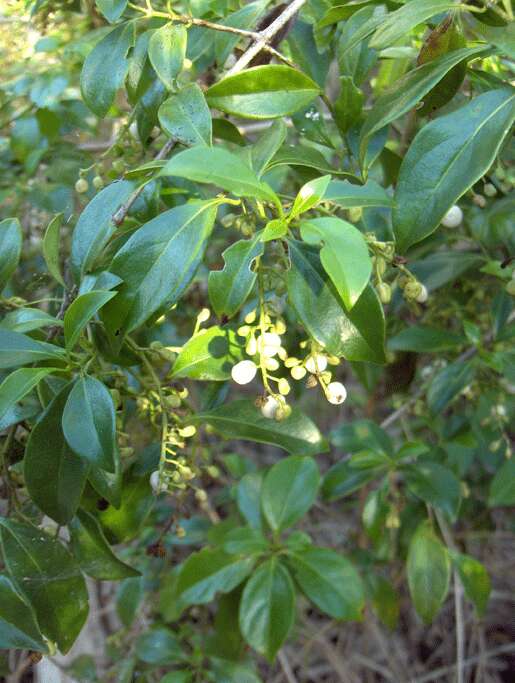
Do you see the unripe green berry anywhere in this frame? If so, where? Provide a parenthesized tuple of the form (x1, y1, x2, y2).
(75, 178, 89, 194)
(506, 279, 515, 297)
(348, 207, 362, 223)
(483, 183, 497, 197)
(404, 280, 422, 301)
(112, 159, 125, 173)
(92, 175, 104, 190)
(377, 282, 392, 304)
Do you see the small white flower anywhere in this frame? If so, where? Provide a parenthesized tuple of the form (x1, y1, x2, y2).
(327, 382, 347, 405)
(305, 354, 328, 374)
(231, 360, 257, 385)
(257, 332, 282, 357)
(441, 205, 463, 228)
(260, 395, 281, 419)
(416, 284, 428, 303)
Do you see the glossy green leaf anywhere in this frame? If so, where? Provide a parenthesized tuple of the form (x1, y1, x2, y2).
(0, 518, 88, 653)
(176, 547, 256, 606)
(102, 200, 218, 339)
(261, 456, 320, 532)
(81, 22, 135, 117)
(95, 0, 127, 23)
(25, 383, 89, 524)
(333, 76, 363, 136)
(64, 290, 116, 350)
(69, 509, 139, 580)
(214, 1, 267, 67)
(0, 307, 61, 334)
(172, 326, 244, 381)
(193, 399, 328, 456)
(135, 627, 182, 665)
(488, 459, 515, 507)
(394, 89, 515, 252)
(0, 218, 22, 292)
(287, 241, 385, 363)
(160, 147, 278, 204)
(360, 46, 489, 167)
(0, 574, 48, 652)
(451, 551, 491, 616)
(407, 521, 450, 624)
(288, 547, 364, 620)
(0, 367, 57, 425)
(301, 217, 372, 310)
(367, 574, 399, 630)
(158, 83, 212, 146)
(117, 576, 144, 627)
(322, 459, 379, 502)
(88, 451, 123, 509)
(42, 213, 65, 286)
(149, 23, 187, 91)
(261, 219, 288, 242)
(239, 558, 295, 661)
(404, 461, 461, 520)
(62, 376, 117, 472)
(0, 329, 66, 369)
(369, 0, 460, 49)
(290, 175, 331, 219)
(325, 179, 393, 209)
(223, 527, 268, 556)
(71, 180, 134, 283)
(207, 65, 320, 120)
(208, 233, 264, 319)
(388, 326, 465, 353)
(266, 145, 350, 176)
(250, 120, 287, 177)
(237, 472, 265, 531)
(427, 361, 475, 414)
(98, 476, 153, 542)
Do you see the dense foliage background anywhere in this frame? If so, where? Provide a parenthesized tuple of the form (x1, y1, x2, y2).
(0, 0, 514, 681)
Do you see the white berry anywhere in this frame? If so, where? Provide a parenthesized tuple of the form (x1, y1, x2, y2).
(305, 353, 328, 374)
(441, 205, 463, 228)
(416, 284, 428, 303)
(231, 360, 257, 385)
(260, 395, 280, 419)
(150, 470, 161, 493)
(327, 382, 347, 405)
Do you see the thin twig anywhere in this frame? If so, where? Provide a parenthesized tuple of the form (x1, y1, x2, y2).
(226, 0, 308, 75)
(277, 650, 298, 683)
(410, 643, 515, 683)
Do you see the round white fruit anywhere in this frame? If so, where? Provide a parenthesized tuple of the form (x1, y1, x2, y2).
(231, 360, 257, 385)
(260, 395, 281, 419)
(305, 354, 328, 374)
(416, 284, 428, 303)
(441, 205, 463, 228)
(150, 470, 161, 493)
(327, 382, 347, 405)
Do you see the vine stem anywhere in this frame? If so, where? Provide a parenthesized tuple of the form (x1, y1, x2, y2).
(226, 0, 308, 75)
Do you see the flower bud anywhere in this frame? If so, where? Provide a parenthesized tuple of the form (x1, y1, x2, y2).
(150, 470, 162, 493)
(416, 284, 428, 303)
(260, 395, 280, 419)
(291, 365, 307, 380)
(483, 183, 497, 197)
(231, 360, 257, 385)
(441, 205, 463, 228)
(404, 280, 423, 301)
(278, 378, 291, 395)
(377, 282, 392, 304)
(75, 178, 88, 194)
(305, 354, 328, 374)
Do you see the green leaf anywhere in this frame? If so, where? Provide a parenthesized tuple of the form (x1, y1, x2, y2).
(394, 89, 515, 252)
(148, 23, 187, 91)
(117, 576, 144, 627)
(488, 459, 515, 507)
(88, 453, 123, 509)
(176, 547, 256, 606)
(333, 76, 364, 136)
(261, 219, 288, 242)
(404, 462, 461, 520)
(237, 472, 265, 531)
(325, 179, 393, 209)
(360, 46, 489, 167)
(193, 399, 328, 456)
(62, 376, 117, 472)
(102, 200, 218, 339)
(261, 456, 320, 532)
(366, 573, 399, 630)
(0, 368, 57, 426)
(407, 521, 451, 624)
(388, 326, 465, 353)
(158, 83, 212, 146)
(450, 551, 491, 616)
(71, 180, 134, 283)
(208, 233, 264, 319)
(223, 527, 269, 556)
(69, 509, 139, 580)
(172, 326, 244, 381)
(239, 558, 295, 661)
(95, 0, 127, 23)
(64, 290, 116, 350)
(42, 213, 65, 286)
(301, 217, 372, 310)
(267, 144, 351, 176)
(135, 627, 182, 665)
(290, 175, 331, 219)
(287, 241, 385, 363)
(369, 0, 460, 49)
(322, 459, 378, 502)
(0, 574, 48, 652)
(160, 147, 278, 204)
(0, 329, 66, 369)
(215, 1, 267, 67)
(250, 120, 287, 177)
(98, 476, 153, 542)
(427, 360, 475, 414)
(0, 518, 88, 653)
(287, 548, 364, 620)
(81, 22, 135, 117)
(207, 65, 320, 120)
(0, 218, 22, 292)
(25, 383, 89, 524)
(0, 307, 61, 334)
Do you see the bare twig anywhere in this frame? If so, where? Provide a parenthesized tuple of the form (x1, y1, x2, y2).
(277, 650, 298, 683)
(226, 0, 308, 75)
(410, 643, 515, 683)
